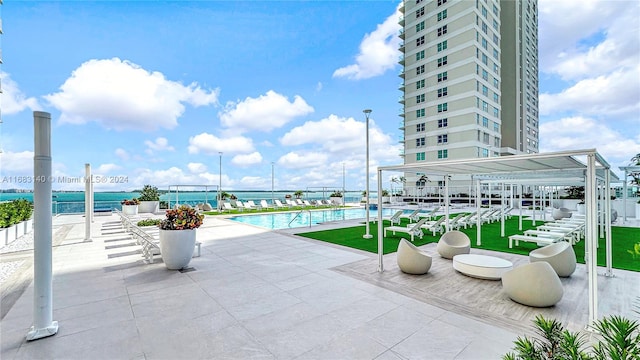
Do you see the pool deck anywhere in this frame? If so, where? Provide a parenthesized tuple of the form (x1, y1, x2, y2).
(1, 208, 638, 359)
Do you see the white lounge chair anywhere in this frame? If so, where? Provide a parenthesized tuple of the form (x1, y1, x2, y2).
(444, 213, 466, 231)
(296, 199, 304, 206)
(303, 200, 313, 207)
(222, 202, 235, 212)
(399, 209, 421, 223)
(373, 210, 403, 226)
(245, 200, 260, 210)
(416, 206, 440, 221)
(420, 216, 446, 236)
(274, 200, 288, 209)
(260, 200, 274, 210)
(384, 218, 427, 242)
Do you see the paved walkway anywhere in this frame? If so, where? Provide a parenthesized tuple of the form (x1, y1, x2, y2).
(1, 213, 524, 359)
(3, 210, 639, 359)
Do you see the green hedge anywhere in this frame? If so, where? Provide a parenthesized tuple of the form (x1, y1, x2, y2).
(0, 199, 34, 228)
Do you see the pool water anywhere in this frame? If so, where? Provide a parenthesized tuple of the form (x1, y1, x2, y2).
(229, 207, 401, 230)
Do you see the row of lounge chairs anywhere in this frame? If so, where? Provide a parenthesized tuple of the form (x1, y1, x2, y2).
(220, 198, 340, 212)
(382, 206, 514, 241)
(508, 214, 585, 248)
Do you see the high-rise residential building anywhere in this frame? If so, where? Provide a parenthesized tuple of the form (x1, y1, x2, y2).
(398, 0, 539, 187)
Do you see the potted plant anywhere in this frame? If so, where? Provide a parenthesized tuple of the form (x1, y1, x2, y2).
(121, 198, 140, 215)
(158, 205, 204, 270)
(329, 191, 343, 205)
(381, 189, 390, 204)
(294, 190, 304, 199)
(137, 185, 160, 213)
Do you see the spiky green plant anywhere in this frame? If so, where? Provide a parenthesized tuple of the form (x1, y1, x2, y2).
(504, 315, 639, 360)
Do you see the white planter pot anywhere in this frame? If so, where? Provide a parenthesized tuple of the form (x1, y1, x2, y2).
(3, 224, 17, 245)
(15, 221, 25, 238)
(381, 196, 390, 204)
(122, 204, 139, 216)
(24, 218, 34, 234)
(159, 229, 197, 270)
(576, 203, 585, 215)
(138, 201, 159, 214)
(330, 197, 343, 205)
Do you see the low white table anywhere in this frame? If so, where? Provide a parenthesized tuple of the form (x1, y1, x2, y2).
(452, 254, 513, 280)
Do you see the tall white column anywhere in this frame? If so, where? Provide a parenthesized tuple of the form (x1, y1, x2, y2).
(26, 111, 58, 341)
(85, 164, 91, 241)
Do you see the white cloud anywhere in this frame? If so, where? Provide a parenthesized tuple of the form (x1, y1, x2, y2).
(538, 0, 636, 76)
(187, 133, 254, 155)
(144, 137, 175, 153)
(332, 3, 401, 80)
(232, 152, 263, 167)
(278, 151, 328, 169)
(44, 58, 219, 131)
(0, 72, 41, 114)
(187, 162, 208, 174)
(95, 163, 121, 174)
(539, 66, 640, 121)
(130, 166, 233, 190)
(0, 150, 34, 175)
(280, 114, 402, 162)
(114, 148, 130, 161)
(540, 116, 640, 173)
(219, 90, 314, 133)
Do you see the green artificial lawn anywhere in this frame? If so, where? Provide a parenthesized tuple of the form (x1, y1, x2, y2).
(297, 216, 640, 272)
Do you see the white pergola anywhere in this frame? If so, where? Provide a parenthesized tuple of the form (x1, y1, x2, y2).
(374, 149, 617, 328)
(619, 165, 640, 222)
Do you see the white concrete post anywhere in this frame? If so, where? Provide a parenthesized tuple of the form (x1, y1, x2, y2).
(26, 111, 59, 341)
(585, 154, 598, 328)
(444, 176, 450, 231)
(500, 182, 505, 237)
(84, 164, 91, 241)
(377, 169, 384, 273)
(476, 181, 481, 246)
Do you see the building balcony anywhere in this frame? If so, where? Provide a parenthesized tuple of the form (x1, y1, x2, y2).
(398, 29, 405, 40)
(398, 15, 405, 26)
(399, 1, 405, 13)
(398, 54, 405, 66)
(398, 70, 405, 78)
(398, 82, 405, 91)
(399, 108, 405, 117)
(398, 96, 405, 104)
(398, 121, 405, 130)
(399, 42, 405, 52)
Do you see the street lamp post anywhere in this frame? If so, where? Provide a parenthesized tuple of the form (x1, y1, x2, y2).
(218, 152, 223, 212)
(271, 162, 275, 206)
(363, 109, 373, 239)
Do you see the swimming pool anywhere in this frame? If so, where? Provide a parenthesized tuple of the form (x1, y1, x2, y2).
(229, 207, 402, 230)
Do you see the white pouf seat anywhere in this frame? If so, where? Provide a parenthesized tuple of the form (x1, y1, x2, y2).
(529, 241, 576, 277)
(397, 238, 432, 275)
(452, 254, 513, 280)
(502, 262, 563, 307)
(551, 207, 572, 220)
(437, 231, 471, 259)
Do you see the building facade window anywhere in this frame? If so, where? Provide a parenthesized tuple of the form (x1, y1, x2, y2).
(438, 149, 448, 159)
(416, 7, 425, 18)
(437, 103, 448, 113)
(416, 94, 425, 103)
(416, 123, 425, 132)
(416, 152, 426, 161)
(437, 25, 448, 36)
(437, 40, 448, 52)
(437, 56, 448, 67)
(437, 71, 448, 82)
(437, 134, 448, 144)
(437, 9, 447, 21)
(416, 108, 426, 118)
(438, 118, 448, 128)
(437, 0, 447, 5)
(416, 21, 425, 32)
(416, 36, 425, 46)
(437, 87, 448, 97)
(416, 50, 425, 61)
(416, 64, 425, 75)
(416, 79, 425, 89)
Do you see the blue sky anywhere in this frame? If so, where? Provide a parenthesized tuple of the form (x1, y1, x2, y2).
(1, 0, 638, 192)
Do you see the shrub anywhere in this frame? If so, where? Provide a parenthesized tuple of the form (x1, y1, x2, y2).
(121, 198, 139, 205)
(504, 315, 640, 360)
(0, 199, 33, 228)
(330, 191, 343, 197)
(160, 205, 204, 230)
(138, 185, 160, 201)
(137, 218, 162, 227)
